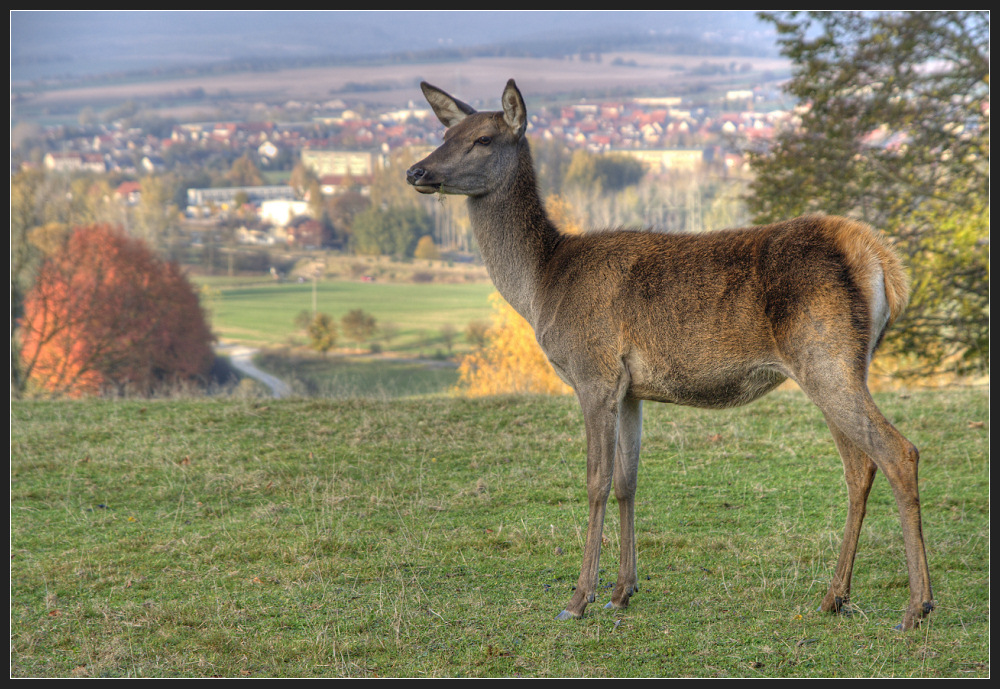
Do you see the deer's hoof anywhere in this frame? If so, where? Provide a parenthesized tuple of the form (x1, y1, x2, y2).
(555, 609, 580, 621)
(819, 594, 846, 614)
(895, 601, 935, 631)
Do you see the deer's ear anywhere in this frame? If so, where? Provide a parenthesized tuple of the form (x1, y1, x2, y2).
(421, 82, 476, 128)
(501, 79, 527, 138)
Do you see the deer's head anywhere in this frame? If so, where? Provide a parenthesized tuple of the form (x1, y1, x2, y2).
(406, 79, 528, 198)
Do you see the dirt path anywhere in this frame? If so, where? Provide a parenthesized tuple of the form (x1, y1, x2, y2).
(218, 344, 292, 399)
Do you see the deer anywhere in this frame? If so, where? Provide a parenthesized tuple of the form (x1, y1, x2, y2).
(406, 79, 934, 630)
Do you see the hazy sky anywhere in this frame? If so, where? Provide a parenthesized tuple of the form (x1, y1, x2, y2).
(11, 11, 774, 82)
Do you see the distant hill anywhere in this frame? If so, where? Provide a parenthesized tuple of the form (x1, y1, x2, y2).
(11, 10, 777, 84)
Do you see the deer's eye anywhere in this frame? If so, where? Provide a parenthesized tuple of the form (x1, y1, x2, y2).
(476, 136, 492, 146)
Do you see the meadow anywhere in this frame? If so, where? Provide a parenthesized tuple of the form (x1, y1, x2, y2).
(249, 351, 461, 400)
(196, 272, 495, 399)
(10, 386, 989, 677)
(198, 275, 496, 355)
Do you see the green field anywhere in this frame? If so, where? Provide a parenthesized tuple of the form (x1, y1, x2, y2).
(10, 387, 989, 677)
(251, 351, 461, 399)
(197, 277, 496, 355)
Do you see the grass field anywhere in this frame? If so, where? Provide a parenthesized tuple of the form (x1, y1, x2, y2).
(251, 351, 461, 399)
(10, 386, 989, 677)
(197, 276, 496, 356)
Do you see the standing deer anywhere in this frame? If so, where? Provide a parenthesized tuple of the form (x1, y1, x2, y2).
(406, 79, 934, 630)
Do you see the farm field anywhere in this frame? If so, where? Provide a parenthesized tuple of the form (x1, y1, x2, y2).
(10, 387, 989, 677)
(12, 52, 792, 120)
(197, 275, 496, 355)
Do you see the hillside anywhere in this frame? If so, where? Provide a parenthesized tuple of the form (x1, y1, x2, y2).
(11, 387, 989, 677)
(13, 51, 791, 124)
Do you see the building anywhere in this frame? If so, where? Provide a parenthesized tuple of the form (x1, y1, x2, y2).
(616, 148, 705, 174)
(319, 175, 373, 196)
(300, 149, 382, 179)
(259, 199, 310, 226)
(115, 181, 142, 204)
(43, 152, 106, 174)
(186, 185, 296, 214)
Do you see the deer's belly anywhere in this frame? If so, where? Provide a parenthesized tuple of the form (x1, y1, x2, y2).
(625, 351, 787, 409)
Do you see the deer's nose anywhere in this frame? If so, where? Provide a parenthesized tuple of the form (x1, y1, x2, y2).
(406, 167, 426, 185)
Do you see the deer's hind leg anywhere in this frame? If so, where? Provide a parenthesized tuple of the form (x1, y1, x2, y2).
(800, 371, 934, 630)
(819, 419, 877, 616)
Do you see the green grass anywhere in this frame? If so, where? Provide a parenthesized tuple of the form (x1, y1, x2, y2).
(10, 387, 989, 677)
(198, 277, 496, 354)
(252, 351, 460, 399)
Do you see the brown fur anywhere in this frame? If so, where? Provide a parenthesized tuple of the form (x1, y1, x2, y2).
(829, 215, 910, 325)
(407, 79, 933, 630)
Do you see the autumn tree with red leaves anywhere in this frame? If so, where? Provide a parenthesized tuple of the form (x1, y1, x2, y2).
(18, 225, 216, 397)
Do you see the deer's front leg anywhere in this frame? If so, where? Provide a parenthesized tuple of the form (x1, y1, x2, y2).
(556, 391, 619, 620)
(607, 396, 642, 610)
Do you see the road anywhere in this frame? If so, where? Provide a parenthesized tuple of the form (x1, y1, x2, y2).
(218, 344, 292, 399)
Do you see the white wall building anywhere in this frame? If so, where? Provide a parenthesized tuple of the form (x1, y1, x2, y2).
(259, 199, 310, 226)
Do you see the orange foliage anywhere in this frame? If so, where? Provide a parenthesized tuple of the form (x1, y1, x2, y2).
(456, 292, 572, 397)
(20, 225, 215, 397)
(545, 194, 584, 235)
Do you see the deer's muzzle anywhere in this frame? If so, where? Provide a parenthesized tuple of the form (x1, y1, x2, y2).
(406, 165, 440, 194)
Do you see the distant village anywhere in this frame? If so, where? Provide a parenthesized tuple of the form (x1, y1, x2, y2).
(25, 84, 803, 251)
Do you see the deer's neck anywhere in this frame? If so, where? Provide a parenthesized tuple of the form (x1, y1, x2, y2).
(466, 143, 560, 325)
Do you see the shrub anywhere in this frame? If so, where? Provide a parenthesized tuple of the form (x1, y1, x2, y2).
(19, 225, 215, 397)
(341, 309, 377, 349)
(456, 292, 571, 397)
(413, 235, 441, 260)
(307, 313, 338, 356)
(464, 320, 491, 349)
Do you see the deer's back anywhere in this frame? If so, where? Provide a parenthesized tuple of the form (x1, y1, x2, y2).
(534, 215, 893, 407)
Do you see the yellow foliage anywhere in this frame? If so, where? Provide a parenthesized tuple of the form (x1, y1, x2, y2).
(414, 235, 441, 260)
(545, 194, 584, 235)
(27, 222, 71, 256)
(456, 292, 572, 397)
